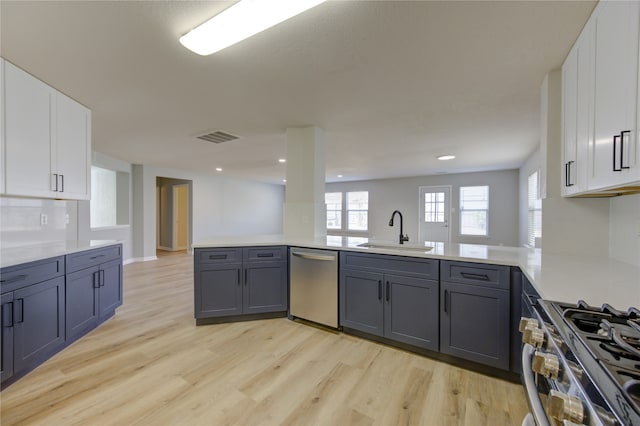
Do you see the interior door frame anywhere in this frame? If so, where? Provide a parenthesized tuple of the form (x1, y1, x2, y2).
(172, 184, 189, 251)
(418, 185, 452, 243)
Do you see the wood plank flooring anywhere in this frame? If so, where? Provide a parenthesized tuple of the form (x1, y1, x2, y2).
(0, 252, 529, 425)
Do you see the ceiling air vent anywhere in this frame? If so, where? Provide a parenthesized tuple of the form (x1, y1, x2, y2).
(196, 131, 239, 144)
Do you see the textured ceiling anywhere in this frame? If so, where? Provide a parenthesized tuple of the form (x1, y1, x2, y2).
(0, 1, 596, 184)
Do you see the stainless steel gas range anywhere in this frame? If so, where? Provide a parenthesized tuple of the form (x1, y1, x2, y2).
(520, 299, 640, 426)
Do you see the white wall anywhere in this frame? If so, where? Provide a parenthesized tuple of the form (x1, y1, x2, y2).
(326, 169, 520, 246)
(610, 193, 640, 265)
(131, 164, 284, 260)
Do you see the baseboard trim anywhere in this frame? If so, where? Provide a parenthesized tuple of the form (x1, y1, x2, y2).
(126, 256, 158, 264)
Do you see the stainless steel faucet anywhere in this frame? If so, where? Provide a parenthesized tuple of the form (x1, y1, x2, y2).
(389, 210, 409, 244)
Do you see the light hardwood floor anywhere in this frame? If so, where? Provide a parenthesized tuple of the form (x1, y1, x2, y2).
(0, 252, 529, 426)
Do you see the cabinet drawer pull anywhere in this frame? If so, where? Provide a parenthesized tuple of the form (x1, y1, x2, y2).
(209, 254, 227, 260)
(256, 253, 274, 258)
(2, 302, 14, 328)
(460, 272, 490, 281)
(0, 274, 27, 284)
(13, 299, 24, 324)
(90, 254, 106, 260)
(378, 280, 382, 301)
(613, 133, 622, 171)
(386, 281, 390, 302)
(621, 130, 631, 169)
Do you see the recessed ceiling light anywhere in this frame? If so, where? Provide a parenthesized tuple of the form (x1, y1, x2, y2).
(179, 0, 327, 56)
(437, 155, 456, 161)
(278, 158, 286, 163)
(337, 175, 343, 178)
(282, 179, 287, 183)
(215, 167, 223, 172)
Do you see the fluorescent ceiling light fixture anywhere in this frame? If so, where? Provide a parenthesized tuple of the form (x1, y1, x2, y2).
(180, 0, 327, 56)
(437, 155, 456, 161)
(278, 158, 286, 163)
(215, 167, 223, 172)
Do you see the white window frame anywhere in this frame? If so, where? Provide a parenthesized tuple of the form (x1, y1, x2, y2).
(325, 191, 369, 235)
(90, 165, 130, 230)
(527, 171, 542, 248)
(459, 185, 489, 237)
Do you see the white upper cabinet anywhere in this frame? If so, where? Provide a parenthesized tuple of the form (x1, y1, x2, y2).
(1, 59, 91, 200)
(55, 92, 91, 199)
(590, 0, 640, 190)
(562, 18, 594, 196)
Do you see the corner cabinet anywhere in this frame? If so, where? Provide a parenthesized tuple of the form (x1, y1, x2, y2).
(561, 0, 640, 196)
(440, 260, 511, 370)
(1, 58, 91, 200)
(193, 246, 288, 322)
(339, 252, 439, 351)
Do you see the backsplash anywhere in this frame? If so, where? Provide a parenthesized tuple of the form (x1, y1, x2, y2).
(0, 197, 77, 248)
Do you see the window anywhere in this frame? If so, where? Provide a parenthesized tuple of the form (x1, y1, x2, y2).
(424, 191, 445, 223)
(459, 186, 489, 236)
(90, 166, 130, 228)
(347, 191, 368, 231)
(325, 191, 369, 233)
(528, 171, 542, 247)
(325, 192, 342, 230)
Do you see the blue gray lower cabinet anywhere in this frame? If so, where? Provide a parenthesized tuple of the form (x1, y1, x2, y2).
(1, 244, 123, 388)
(339, 252, 440, 352)
(194, 247, 288, 320)
(440, 260, 511, 370)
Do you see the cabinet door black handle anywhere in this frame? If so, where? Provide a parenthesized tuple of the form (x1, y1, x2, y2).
(444, 290, 449, 314)
(378, 280, 382, 300)
(0, 274, 27, 284)
(613, 133, 622, 171)
(59, 174, 64, 193)
(460, 272, 490, 281)
(13, 299, 24, 324)
(244, 269, 247, 286)
(209, 254, 227, 260)
(621, 130, 631, 169)
(2, 302, 13, 328)
(256, 253, 274, 258)
(385, 281, 390, 302)
(237, 269, 240, 285)
(100, 270, 105, 287)
(565, 161, 575, 187)
(93, 271, 100, 288)
(53, 173, 59, 191)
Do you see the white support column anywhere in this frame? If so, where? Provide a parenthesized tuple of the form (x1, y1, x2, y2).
(284, 126, 326, 239)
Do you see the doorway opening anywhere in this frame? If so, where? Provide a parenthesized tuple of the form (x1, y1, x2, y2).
(156, 177, 193, 256)
(418, 185, 452, 243)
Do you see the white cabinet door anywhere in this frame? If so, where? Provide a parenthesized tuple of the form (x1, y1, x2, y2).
(562, 19, 595, 197)
(3, 61, 55, 198)
(55, 92, 91, 200)
(562, 45, 579, 195)
(591, 0, 640, 190)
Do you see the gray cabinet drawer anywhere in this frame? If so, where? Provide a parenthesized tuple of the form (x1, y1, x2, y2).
(341, 252, 438, 279)
(66, 245, 122, 274)
(195, 248, 242, 264)
(244, 246, 286, 262)
(440, 260, 510, 289)
(0, 256, 65, 293)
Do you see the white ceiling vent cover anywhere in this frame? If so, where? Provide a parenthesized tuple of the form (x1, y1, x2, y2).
(196, 131, 240, 144)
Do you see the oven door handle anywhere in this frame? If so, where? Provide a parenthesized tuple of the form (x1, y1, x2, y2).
(522, 343, 551, 426)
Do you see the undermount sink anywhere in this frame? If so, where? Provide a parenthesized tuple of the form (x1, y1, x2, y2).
(357, 242, 433, 252)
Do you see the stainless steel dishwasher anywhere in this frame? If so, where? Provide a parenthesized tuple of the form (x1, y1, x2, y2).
(289, 247, 338, 328)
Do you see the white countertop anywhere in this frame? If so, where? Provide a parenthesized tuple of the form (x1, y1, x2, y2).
(194, 235, 640, 309)
(0, 240, 121, 269)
